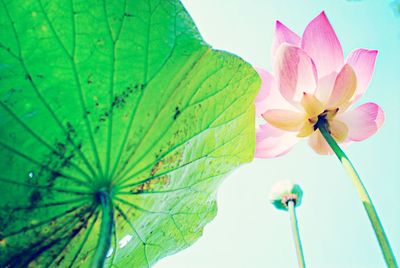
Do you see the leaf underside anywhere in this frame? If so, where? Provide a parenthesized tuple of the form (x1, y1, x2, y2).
(0, 0, 259, 267)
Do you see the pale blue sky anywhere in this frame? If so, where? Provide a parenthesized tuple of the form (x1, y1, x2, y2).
(156, 1, 400, 267)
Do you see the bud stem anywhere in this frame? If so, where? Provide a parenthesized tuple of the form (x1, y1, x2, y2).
(288, 200, 306, 268)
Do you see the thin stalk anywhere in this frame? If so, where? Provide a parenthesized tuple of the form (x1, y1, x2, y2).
(318, 121, 397, 268)
(91, 191, 114, 268)
(288, 200, 306, 268)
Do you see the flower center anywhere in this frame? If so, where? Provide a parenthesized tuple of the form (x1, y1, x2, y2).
(312, 108, 339, 131)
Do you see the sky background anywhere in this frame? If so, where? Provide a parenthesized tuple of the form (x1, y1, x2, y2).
(156, 1, 400, 267)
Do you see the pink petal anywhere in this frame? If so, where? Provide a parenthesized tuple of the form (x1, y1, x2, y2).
(338, 102, 384, 141)
(255, 68, 273, 115)
(314, 72, 337, 103)
(327, 64, 357, 109)
(346, 49, 378, 99)
(261, 74, 297, 112)
(329, 119, 348, 143)
(301, 11, 344, 77)
(308, 130, 333, 155)
(272, 21, 301, 57)
(255, 124, 299, 158)
(274, 44, 318, 106)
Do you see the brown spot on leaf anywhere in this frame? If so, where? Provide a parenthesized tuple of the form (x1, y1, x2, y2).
(132, 176, 170, 193)
(56, 256, 65, 266)
(56, 142, 66, 154)
(29, 190, 42, 206)
(173, 106, 181, 120)
(151, 161, 164, 176)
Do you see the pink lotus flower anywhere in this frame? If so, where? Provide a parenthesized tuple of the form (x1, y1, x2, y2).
(255, 11, 384, 157)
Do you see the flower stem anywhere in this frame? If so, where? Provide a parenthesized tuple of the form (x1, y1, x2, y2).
(318, 122, 398, 268)
(288, 200, 306, 268)
(91, 191, 114, 268)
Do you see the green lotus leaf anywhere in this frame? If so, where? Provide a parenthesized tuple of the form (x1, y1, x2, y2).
(0, 0, 260, 267)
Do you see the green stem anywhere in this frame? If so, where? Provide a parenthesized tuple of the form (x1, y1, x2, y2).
(288, 200, 306, 268)
(91, 191, 114, 268)
(318, 122, 398, 268)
